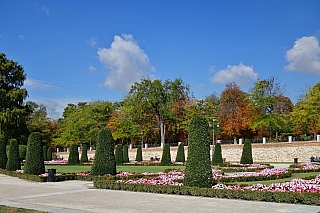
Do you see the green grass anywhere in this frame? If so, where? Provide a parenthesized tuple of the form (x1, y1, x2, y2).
(0, 205, 45, 213)
(42, 165, 185, 174)
(230, 172, 320, 186)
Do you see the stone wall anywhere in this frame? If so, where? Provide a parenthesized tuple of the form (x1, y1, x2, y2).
(55, 141, 320, 163)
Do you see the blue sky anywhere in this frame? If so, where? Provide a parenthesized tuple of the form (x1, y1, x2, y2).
(1, 1, 320, 119)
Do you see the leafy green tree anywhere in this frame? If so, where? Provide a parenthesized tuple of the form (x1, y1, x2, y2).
(43, 146, 48, 161)
(184, 116, 212, 188)
(91, 128, 116, 176)
(212, 142, 223, 165)
(68, 144, 79, 165)
(24, 132, 45, 175)
(0, 135, 7, 169)
(115, 144, 123, 165)
(123, 144, 129, 163)
(6, 139, 20, 171)
(0, 53, 30, 143)
(240, 140, 253, 164)
(80, 144, 88, 164)
(160, 144, 171, 165)
(127, 78, 190, 145)
(47, 147, 53, 161)
(175, 143, 185, 162)
(135, 145, 143, 162)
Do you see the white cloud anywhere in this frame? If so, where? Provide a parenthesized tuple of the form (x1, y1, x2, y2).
(86, 38, 97, 47)
(89, 65, 96, 72)
(210, 63, 258, 87)
(42, 6, 50, 16)
(285, 36, 320, 74)
(97, 34, 155, 90)
(24, 79, 54, 90)
(18, 35, 25, 40)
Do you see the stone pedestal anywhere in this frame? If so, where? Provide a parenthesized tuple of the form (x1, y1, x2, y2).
(288, 136, 292, 143)
(67, 148, 70, 152)
(161, 143, 164, 148)
(239, 139, 243, 145)
(317, 135, 320, 142)
(129, 144, 133, 149)
(144, 143, 148, 149)
(263, 137, 266, 144)
(57, 148, 59, 152)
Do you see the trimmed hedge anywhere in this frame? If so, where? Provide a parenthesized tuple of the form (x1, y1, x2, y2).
(175, 143, 185, 163)
(115, 144, 123, 165)
(24, 132, 45, 175)
(19, 145, 27, 161)
(47, 147, 53, 161)
(6, 139, 21, 171)
(43, 146, 48, 161)
(80, 144, 88, 163)
(93, 180, 320, 206)
(240, 140, 253, 164)
(161, 144, 172, 166)
(68, 144, 80, 165)
(123, 144, 129, 163)
(184, 116, 212, 188)
(135, 145, 143, 162)
(212, 143, 223, 165)
(0, 135, 7, 169)
(91, 127, 116, 176)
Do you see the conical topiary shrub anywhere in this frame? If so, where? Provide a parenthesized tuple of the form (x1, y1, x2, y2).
(115, 144, 123, 165)
(135, 145, 143, 162)
(161, 144, 171, 166)
(91, 128, 116, 176)
(43, 146, 48, 161)
(212, 142, 223, 165)
(80, 144, 88, 164)
(0, 135, 7, 169)
(47, 147, 53, 161)
(24, 132, 45, 175)
(123, 144, 129, 163)
(175, 143, 185, 163)
(184, 116, 212, 188)
(6, 139, 21, 171)
(19, 145, 27, 162)
(240, 140, 253, 164)
(68, 144, 80, 165)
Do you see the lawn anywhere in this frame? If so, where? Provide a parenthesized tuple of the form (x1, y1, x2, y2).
(0, 205, 45, 213)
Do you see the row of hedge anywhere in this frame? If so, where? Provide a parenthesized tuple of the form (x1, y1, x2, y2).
(93, 180, 320, 206)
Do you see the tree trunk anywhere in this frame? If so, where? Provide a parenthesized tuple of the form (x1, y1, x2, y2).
(314, 121, 317, 141)
(160, 120, 165, 145)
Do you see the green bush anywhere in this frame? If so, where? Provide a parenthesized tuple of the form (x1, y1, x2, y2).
(47, 147, 53, 161)
(212, 142, 223, 165)
(91, 128, 116, 176)
(115, 144, 123, 165)
(123, 144, 129, 163)
(80, 144, 88, 163)
(43, 146, 48, 161)
(135, 145, 143, 162)
(68, 144, 80, 165)
(24, 132, 45, 175)
(240, 140, 253, 164)
(6, 139, 21, 171)
(19, 145, 27, 161)
(0, 135, 7, 169)
(175, 143, 185, 162)
(161, 144, 171, 166)
(184, 116, 212, 188)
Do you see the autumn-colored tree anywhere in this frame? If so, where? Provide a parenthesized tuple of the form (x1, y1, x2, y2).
(217, 82, 253, 143)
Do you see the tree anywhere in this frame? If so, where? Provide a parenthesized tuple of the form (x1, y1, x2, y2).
(43, 146, 48, 161)
(80, 144, 88, 164)
(212, 142, 223, 165)
(184, 116, 212, 188)
(68, 144, 79, 165)
(160, 144, 171, 166)
(24, 132, 45, 175)
(6, 139, 21, 171)
(218, 82, 254, 143)
(115, 144, 123, 165)
(249, 77, 287, 140)
(123, 144, 129, 163)
(91, 128, 116, 176)
(0, 53, 30, 143)
(240, 140, 253, 164)
(127, 78, 190, 145)
(135, 145, 143, 162)
(0, 134, 7, 169)
(175, 143, 185, 163)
